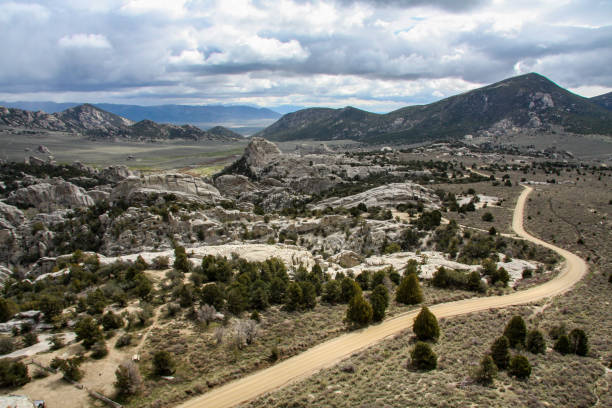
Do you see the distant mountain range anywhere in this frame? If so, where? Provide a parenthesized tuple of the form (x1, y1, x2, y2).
(0, 104, 243, 142)
(0, 101, 280, 125)
(590, 92, 612, 110)
(256, 73, 612, 144)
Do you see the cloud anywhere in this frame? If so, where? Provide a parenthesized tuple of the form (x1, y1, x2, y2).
(58, 34, 112, 49)
(0, 0, 610, 111)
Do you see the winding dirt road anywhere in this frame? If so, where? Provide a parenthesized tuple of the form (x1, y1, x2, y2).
(178, 185, 588, 408)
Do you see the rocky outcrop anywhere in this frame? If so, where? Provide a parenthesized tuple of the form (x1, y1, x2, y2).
(0, 202, 25, 228)
(111, 173, 221, 205)
(244, 137, 282, 170)
(100, 165, 135, 182)
(312, 182, 441, 210)
(8, 180, 94, 211)
(330, 250, 363, 268)
(214, 174, 257, 197)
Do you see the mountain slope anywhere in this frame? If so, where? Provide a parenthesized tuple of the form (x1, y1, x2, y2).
(0, 101, 281, 124)
(0, 104, 240, 142)
(591, 92, 612, 110)
(257, 73, 612, 143)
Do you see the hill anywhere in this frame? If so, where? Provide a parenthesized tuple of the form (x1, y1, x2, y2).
(0, 104, 240, 142)
(256, 73, 612, 143)
(591, 92, 612, 110)
(0, 101, 280, 124)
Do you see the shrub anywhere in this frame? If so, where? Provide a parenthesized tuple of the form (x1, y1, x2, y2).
(553, 334, 570, 355)
(0, 298, 16, 323)
(369, 284, 389, 322)
(396, 274, 423, 305)
(23, 332, 38, 347)
(173, 246, 191, 273)
(413, 306, 440, 342)
(101, 311, 124, 331)
(481, 212, 494, 222)
(410, 342, 437, 370)
(51, 356, 84, 381)
(285, 282, 303, 312)
(549, 324, 566, 340)
(152, 351, 175, 376)
(114, 360, 144, 397)
(115, 334, 132, 348)
(526, 329, 546, 354)
(299, 281, 317, 310)
(91, 340, 108, 359)
(0, 338, 14, 354)
(0, 358, 30, 387)
(503, 316, 527, 348)
(508, 354, 531, 379)
(200, 283, 225, 311)
(346, 294, 373, 327)
(474, 355, 498, 385)
(491, 336, 511, 370)
(568, 328, 589, 356)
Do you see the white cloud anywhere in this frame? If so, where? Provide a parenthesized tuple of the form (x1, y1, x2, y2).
(58, 34, 112, 49)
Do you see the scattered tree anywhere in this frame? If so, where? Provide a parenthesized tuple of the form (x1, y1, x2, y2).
(370, 284, 389, 322)
(340, 278, 362, 303)
(152, 351, 175, 376)
(346, 294, 373, 326)
(114, 360, 144, 397)
(396, 273, 423, 305)
(75, 316, 103, 349)
(508, 354, 531, 379)
(0, 358, 30, 387)
(413, 306, 440, 342)
(410, 342, 437, 370)
(474, 355, 498, 385)
(503, 315, 527, 348)
(568, 328, 589, 356)
(553, 334, 571, 355)
(491, 336, 511, 369)
(526, 329, 546, 354)
(322, 280, 342, 304)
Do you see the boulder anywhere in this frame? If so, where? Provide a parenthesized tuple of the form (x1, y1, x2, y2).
(100, 165, 134, 182)
(0, 202, 25, 227)
(8, 180, 94, 211)
(88, 190, 111, 203)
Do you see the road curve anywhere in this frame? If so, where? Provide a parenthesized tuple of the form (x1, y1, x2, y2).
(178, 185, 588, 408)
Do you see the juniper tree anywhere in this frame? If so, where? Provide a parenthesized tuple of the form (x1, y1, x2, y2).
(413, 306, 440, 342)
(474, 355, 498, 385)
(370, 284, 389, 322)
(490, 336, 511, 369)
(503, 315, 527, 348)
(396, 273, 423, 305)
(568, 328, 589, 356)
(526, 329, 546, 354)
(554, 334, 570, 355)
(346, 294, 373, 327)
(508, 354, 531, 379)
(410, 341, 437, 370)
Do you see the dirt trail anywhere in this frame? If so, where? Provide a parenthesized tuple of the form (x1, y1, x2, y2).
(177, 185, 588, 408)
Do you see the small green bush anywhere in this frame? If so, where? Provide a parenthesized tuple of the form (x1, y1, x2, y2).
(508, 354, 531, 379)
(410, 342, 437, 370)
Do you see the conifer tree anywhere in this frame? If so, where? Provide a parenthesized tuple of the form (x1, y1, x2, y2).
(370, 284, 389, 322)
(503, 315, 527, 348)
(490, 336, 511, 369)
(410, 341, 437, 370)
(413, 306, 440, 342)
(526, 329, 546, 354)
(346, 294, 373, 326)
(396, 273, 423, 305)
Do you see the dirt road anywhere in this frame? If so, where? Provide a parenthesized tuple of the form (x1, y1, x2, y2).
(177, 185, 588, 408)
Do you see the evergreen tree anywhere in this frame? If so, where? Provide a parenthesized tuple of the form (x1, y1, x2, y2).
(0, 359, 30, 387)
(346, 294, 373, 326)
(474, 355, 498, 385)
(553, 334, 571, 355)
(173, 246, 191, 273)
(249, 279, 270, 310)
(370, 284, 389, 322)
(269, 277, 288, 304)
(340, 278, 362, 303)
(526, 329, 546, 354)
(503, 315, 527, 348)
(432, 266, 450, 288)
(410, 341, 437, 370)
(74, 316, 103, 349)
(38, 294, 64, 322)
(101, 311, 124, 331)
(152, 351, 175, 376)
(568, 329, 589, 356)
(404, 259, 419, 276)
(0, 298, 16, 323)
(413, 306, 440, 342)
(299, 281, 317, 310)
(490, 336, 511, 369)
(508, 354, 531, 379)
(227, 287, 247, 315)
(285, 282, 303, 312)
(396, 273, 423, 305)
(200, 283, 225, 311)
(114, 360, 143, 397)
(322, 280, 342, 304)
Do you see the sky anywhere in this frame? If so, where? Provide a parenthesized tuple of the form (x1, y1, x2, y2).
(1, 0, 611, 113)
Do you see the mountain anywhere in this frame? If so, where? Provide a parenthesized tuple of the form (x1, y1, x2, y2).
(591, 92, 612, 110)
(0, 101, 280, 124)
(257, 73, 612, 144)
(0, 104, 240, 142)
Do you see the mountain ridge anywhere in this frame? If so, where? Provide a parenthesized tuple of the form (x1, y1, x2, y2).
(0, 104, 241, 142)
(256, 73, 612, 143)
(0, 101, 280, 124)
